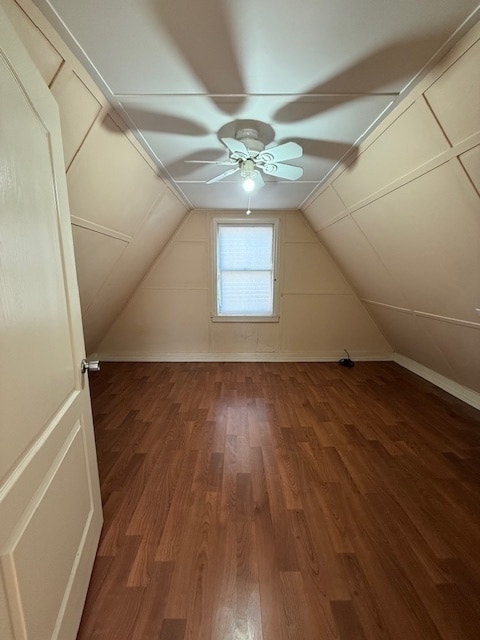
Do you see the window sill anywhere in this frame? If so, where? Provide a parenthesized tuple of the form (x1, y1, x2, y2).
(211, 315, 280, 323)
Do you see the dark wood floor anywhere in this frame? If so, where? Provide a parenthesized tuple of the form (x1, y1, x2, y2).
(77, 361, 480, 640)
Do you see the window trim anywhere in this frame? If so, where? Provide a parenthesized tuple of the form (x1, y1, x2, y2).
(211, 217, 280, 323)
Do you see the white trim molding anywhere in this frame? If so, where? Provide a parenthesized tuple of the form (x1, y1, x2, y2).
(393, 353, 480, 411)
(97, 350, 393, 364)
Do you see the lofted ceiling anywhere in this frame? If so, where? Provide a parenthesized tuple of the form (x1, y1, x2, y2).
(34, 0, 479, 211)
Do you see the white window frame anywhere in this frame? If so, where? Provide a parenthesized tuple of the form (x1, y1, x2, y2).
(211, 217, 280, 322)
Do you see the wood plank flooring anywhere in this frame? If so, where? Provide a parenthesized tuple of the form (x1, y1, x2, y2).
(77, 362, 480, 640)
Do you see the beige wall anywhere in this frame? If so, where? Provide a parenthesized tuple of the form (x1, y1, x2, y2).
(4, 0, 188, 353)
(303, 22, 480, 394)
(98, 210, 391, 359)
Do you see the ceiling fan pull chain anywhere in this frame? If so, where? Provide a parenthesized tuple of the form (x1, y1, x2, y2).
(246, 192, 252, 215)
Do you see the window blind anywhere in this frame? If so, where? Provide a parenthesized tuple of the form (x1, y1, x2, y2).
(217, 224, 274, 316)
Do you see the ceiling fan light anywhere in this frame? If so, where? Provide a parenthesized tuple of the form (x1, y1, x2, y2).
(242, 177, 256, 192)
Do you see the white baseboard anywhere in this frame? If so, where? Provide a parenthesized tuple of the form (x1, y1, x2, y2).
(96, 350, 394, 363)
(393, 353, 480, 411)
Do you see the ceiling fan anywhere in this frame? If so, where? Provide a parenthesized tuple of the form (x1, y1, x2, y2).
(187, 127, 304, 191)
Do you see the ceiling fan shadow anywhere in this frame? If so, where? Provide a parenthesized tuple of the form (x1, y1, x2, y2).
(289, 138, 356, 162)
(117, 106, 209, 136)
(274, 32, 449, 123)
(344, 145, 361, 169)
(275, 95, 359, 124)
(148, 0, 246, 115)
(210, 97, 248, 117)
(279, 137, 360, 173)
(100, 109, 130, 134)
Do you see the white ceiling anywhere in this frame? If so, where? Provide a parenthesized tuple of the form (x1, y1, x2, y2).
(34, 0, 480, 211)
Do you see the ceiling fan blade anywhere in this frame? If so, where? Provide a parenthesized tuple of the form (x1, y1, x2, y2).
(221, 137, 250, 158)
(262, 163, 303, 180)
(185, 159, 237, 166)
(257, 141, 303, 163)
(206, 167, 240, 184)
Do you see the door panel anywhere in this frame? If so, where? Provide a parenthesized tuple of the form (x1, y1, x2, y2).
(5, 426, 91, 639)
(0, 6, 102, 639)
(0, 47, 75, 476)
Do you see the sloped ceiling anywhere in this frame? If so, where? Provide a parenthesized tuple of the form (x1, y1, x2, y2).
(32, 0, 479, 210)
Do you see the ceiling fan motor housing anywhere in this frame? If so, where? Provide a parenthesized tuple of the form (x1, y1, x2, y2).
(236, 128, 265, 155)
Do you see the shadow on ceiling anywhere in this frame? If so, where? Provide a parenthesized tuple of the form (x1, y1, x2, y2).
(274, 32, 449, 123)
(147, 0, 246, 115)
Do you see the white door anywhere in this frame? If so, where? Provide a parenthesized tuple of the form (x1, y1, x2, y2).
(0, 8, 103, 640)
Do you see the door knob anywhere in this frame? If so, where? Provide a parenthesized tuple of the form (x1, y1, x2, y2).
(81, 358, 100, 374)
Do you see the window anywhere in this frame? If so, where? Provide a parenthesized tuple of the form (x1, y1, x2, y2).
(213, 219, 279, 321)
